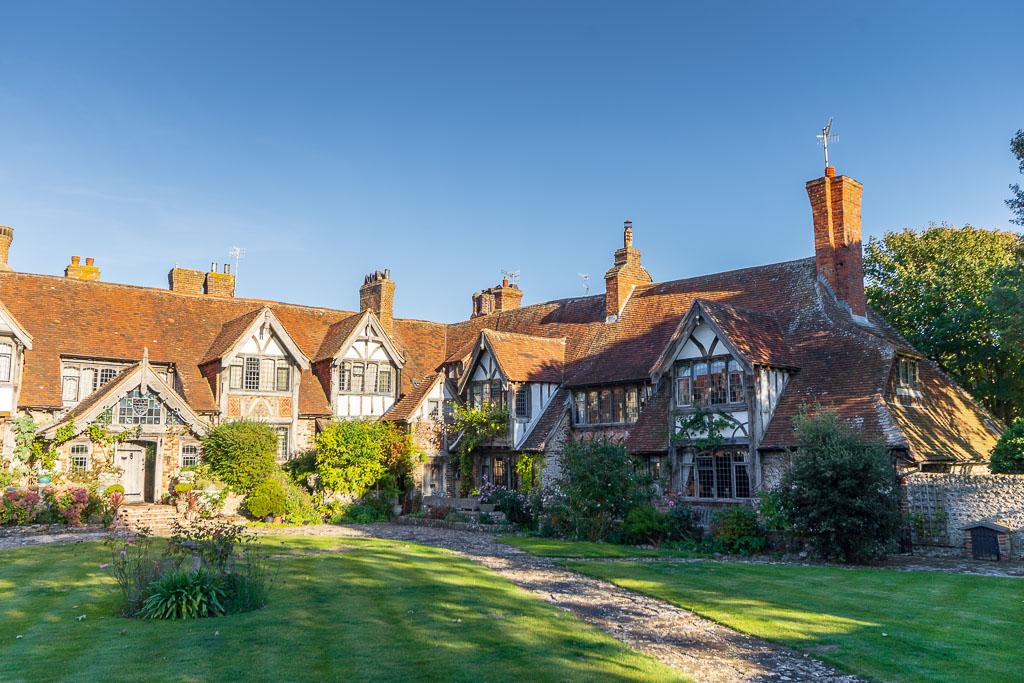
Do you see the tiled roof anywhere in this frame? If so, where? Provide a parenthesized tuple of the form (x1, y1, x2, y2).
(695, 300, 796, 368)
(520, 389, 568, 451)
(625, 385, 671, 454)
(382, 372, 442, 422)
(201, 308, 264, 365)
(483, 330, 565, 383)
(314, 314, 364, 363)
(60, 363, 139, 424)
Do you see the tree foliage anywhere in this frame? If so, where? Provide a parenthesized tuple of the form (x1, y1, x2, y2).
(777, 409, 901, 564)
(1008, 129, 1024, 226)
(450, 403, 508, 495)
(201, 420, 277, 494)
(989, 418, 1024, 474)
(314, 419, 416, 497)
(865, 225, 1024, 422)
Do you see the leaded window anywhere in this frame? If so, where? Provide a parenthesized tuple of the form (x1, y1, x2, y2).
(352, 363, 365, 393)
(243, 357, 260, 390)
(229, 362, 243, 389)
(62, 373, 80, 402)
(181, 444, 199, 468)
(70, 444, 89, 472)
(259, 358, 275, 391)
(338, 361, 394, 395)
(275, 427, 289, 462)
(514, 387, 531, 420)
(676, 358, 744, 408)
(686, 448, 750, 499)
(96, 367, 118, 391)
(573, 384, 644, 426)
(897, 358, 920, 389)
(366, 363, 378, 393)
(276, 364, 290, 392)
(0, 342, 11, 382)
(117, 388, 162, 425)
(377, 365, 392, 393)
(339, 362, 352, 391)
(469, 380, 505, 409)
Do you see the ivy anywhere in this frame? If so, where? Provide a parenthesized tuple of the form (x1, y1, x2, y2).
(671, 408, 733, 453)
(450, 403, 508, 496)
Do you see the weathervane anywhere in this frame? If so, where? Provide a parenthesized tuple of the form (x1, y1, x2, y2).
(816, 117, 839, 169)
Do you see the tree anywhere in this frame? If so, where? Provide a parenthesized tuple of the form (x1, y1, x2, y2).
(777, 409, 901, 564)
(314, 419, 416, 497)
(989, 419, 1024, 474)
(201, 420, 277, 494)
(1008, 129, 1024, 226)
(865, 225, 1024, 422)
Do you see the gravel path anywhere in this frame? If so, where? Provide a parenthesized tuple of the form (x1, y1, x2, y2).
(0, 530, 109, 549)
(269, 523, 860, 682)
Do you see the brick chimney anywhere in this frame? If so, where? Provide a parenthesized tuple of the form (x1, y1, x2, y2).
(360, 269, 396, 336)
(204, 263, 236, 298)
(0, 226, 13, 272)
(168, 266, 206, 294)
(806, 166, 867, 320)
(471, 276, 523, 318)
(604, 220, 651, 322)
(65, 255, 101, 281)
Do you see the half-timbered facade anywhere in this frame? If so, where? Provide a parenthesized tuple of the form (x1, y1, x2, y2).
(0, 165, 1003, 508)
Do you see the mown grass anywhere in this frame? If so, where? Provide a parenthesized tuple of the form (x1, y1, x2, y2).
(499, 536, 703, 558)
(566, 559, 1024, 683)
(0, 536, 683, 682)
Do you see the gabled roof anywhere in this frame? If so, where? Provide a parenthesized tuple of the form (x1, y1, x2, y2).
(0, 299, 32, 349)
(382, 372, 443, 422)
(482, 330, 565, 383)
(202, 306, 310, 369)
(313, 310, 406, 366)
(43, 355, 208, 437)
(519, 388, 569, 451)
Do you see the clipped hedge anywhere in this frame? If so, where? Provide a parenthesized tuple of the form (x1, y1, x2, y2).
(202, 420, 277, 494)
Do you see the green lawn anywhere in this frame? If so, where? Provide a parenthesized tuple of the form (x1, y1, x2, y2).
(499, 536, 701, 559)
(566, 559, 1024, 683)
(0, 537, 682, 682)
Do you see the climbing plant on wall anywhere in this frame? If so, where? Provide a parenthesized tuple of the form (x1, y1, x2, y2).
(450, 403, 509, 496)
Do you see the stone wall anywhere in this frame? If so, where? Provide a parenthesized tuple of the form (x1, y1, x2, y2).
(903, 473, 1024, 559)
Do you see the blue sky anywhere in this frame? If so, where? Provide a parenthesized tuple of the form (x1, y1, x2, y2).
(1, 2, 1022, 322)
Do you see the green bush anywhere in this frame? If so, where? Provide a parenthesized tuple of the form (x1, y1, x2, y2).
(201, 420, 277, 494)
(139, 569, 226, 620)
(777, 409, 902, 563)
(281, 477, 320, 524)
(329, 499, 391, 524)
(711, 506, 766, 555)
(244, 477, 289, 519)
(103, 484, 125, 496)
(314, 420, 413, 497)
(621, 504, 698, 546)
(552, 439, 651, 541)
(989, 418, 1024, 473)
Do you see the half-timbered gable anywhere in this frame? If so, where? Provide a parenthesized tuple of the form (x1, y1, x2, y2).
(0, 300, 31, 420)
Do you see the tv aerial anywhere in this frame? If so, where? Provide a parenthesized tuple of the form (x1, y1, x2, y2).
(229, 246, 246, 277)
(578, 273, 590, 294)
(816, 117, 839, 168)
(501, 269, 520, 286)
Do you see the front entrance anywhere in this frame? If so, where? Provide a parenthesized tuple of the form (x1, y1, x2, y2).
(116, 441, 157, 503)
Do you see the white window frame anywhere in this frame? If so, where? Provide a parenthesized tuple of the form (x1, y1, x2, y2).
(69, 443, 89, 472)
(275, 426, 290, 462)
(181, 444, 200, 468)
(0, 341, 12, 382)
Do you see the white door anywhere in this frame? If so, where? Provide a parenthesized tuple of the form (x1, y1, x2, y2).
(116, 444, 146, 503)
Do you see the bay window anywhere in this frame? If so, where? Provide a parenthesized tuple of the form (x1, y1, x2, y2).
(469, 379, 504, 409)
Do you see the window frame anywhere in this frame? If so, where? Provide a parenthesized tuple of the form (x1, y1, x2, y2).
(674, 356, 745, 409)
(275, 426, 290, 462)
(684, 447, 751, 500)
(514, 386, 531, 420)
(69, 443, 89, 472)
(180, 444, 200, 468)
(0, 341, 12, 382)
(337, 361, 395, 396)
(572, 384, 644, 426)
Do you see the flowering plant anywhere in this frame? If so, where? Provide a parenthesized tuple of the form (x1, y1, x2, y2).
(0, 489, 44, 525)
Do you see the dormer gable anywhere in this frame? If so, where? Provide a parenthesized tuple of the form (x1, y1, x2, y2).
(203, 307, 310, 370)
(0, 300, 32, 350)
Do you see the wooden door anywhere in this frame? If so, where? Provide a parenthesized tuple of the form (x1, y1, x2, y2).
(116, 443, 146, 503)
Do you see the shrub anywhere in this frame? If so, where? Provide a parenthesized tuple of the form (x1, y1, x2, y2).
(1, 489, 44, 526)
(139, 569, 227, 620)
(711, 506, 766, 555)
(492, 486, 533, 527)
(201, 420, 277, 494)
(621, 503, 698, 546)
(989, 418, 1024, 473)
(281, 479, 320, 524)
(328, 493, 393, 524)
(314, 420, 412, 497)
(244, 477, 289, 519)
(554, 439, 651, 541)
(42, 487, 91, 526)
(776, 409, 901, 563)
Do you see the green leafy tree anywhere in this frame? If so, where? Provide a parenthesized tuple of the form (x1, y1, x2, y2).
(1008, 129, 1024, 226)
(865, 225, 1023, 422)
(449, 403, 508, 496)
(201, 420, 277, 494)
(989, 418, 1024, 474)
(776, 409, 901, 564)
(314, 419, 415, 497)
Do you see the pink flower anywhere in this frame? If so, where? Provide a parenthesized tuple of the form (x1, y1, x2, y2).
(120, 550, 126, 558)
(99, 563, 109, 569)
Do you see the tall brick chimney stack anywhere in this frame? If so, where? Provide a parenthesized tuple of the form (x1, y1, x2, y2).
(65, 255, 101, 281)
(471, 276, 523, 318)
(204, 263, 236, 298)
(0, 226, 13, 272)
(360, 269, 396, 336)
(604, 219, 652, 322)
(169, 266, 206, 294)
(806, 166, 867, 321)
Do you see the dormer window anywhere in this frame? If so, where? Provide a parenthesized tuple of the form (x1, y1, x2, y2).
(675, 358, 743, 408)
(60, 360, 134, 404)
(514, 387, 531, 420)
(338, 360, 395, 395)
(897, 358, 920, 389)
(470, 380, 504, 409)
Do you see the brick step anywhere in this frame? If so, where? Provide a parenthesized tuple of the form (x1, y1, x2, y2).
(112, 505, 186, 535)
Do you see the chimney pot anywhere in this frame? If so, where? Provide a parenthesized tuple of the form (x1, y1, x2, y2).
(223, 263, 230, 274)
(71, 255, 81, 265)
(85, 257, 94, 266)
(210, 261, 216, 272)
(604, 220, 650, 321)
(360, 269, 396, 336)
(65, 254, 100, 281)
(825, 166, 836, 177)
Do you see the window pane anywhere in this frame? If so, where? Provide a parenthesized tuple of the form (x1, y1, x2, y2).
(574, 392, 587, 424)
(70, 444, 89, 471)
(675, 375, 691, 406)
(709, 360, 727, 405)
(229, 363, 243, 389)
(62, 374, 80, 401)
(259, 359, 275, 391)
(378, 365, 392, 393)
(352, 363, 365, 393)
(491, 380, 504, 408)
(471, 382, 483, 409)
(427, 400, 440, 419)
(696, 456, 713, 498)
(0, 345, 12, 382)
(275, 427, 289, 462)
(728, 360, 743, 403)
(243, 357, 260, 390)
(117, 388, 161, 425)
(515, 387, 530, 419)
(612, 387, 625, 423)
(276, 364, 290, 391)
(366, 363, 379, 393)
(181, 444, 199, 468)
(587, 390, 599, 424)
(714, 452, 732, 498)
(692, 362, 709, 405)
(98, 367, 118, 389)
(339, 362, 352, 392)
(734, 462, 751, 498)
(598, 388, 612, 423)
(493, 457, 507, 487)
(625, 386, 639, 423)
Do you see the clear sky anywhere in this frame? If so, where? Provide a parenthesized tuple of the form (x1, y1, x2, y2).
(1, 2, 1022, 322)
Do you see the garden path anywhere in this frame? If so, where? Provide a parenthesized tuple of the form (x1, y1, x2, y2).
(273, 523, 861, 683)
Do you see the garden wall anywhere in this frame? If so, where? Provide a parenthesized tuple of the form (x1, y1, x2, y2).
(903, 473, 1024, 559)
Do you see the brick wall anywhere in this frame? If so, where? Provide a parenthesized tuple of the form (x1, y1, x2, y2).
(904, 473, 1024, 559)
